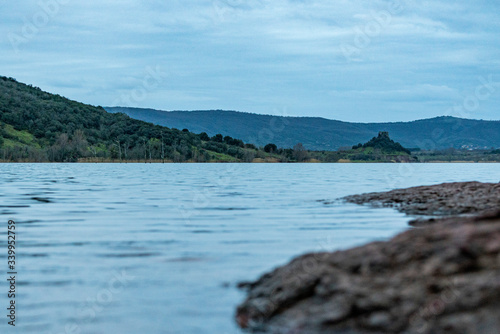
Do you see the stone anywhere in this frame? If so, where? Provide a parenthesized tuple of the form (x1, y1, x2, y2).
(236, 182, 500, 333)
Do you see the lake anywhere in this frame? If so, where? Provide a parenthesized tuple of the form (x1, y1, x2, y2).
(0, 163, 499, 334)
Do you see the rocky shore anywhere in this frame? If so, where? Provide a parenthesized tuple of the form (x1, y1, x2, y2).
(343, 181, 500, 216)
(236, 182, 500, 333)
(344, 182, 500, 227)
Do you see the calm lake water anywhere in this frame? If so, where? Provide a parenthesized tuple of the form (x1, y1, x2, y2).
(0, 163, 499, 334)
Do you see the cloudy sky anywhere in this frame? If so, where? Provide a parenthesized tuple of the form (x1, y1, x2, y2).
(1, 0, 499, 122)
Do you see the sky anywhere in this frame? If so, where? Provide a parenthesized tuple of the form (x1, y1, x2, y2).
(1, 0, 499, 122)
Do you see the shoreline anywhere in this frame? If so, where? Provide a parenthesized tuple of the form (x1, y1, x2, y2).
(236, 181, 500, 333)
(343, 182, 500, 219)
(0, 160, 499, 164)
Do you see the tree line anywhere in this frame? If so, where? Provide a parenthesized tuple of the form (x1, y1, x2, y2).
(0, 76, 333, 163)
(0, 76, 436, 163)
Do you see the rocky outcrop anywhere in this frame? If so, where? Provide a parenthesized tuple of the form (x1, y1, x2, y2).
(236, 182, 500, 333)
(343, 181, 500, 217)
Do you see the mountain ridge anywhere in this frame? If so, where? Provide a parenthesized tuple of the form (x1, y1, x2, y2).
(105, 107, 500, 150)
(109, 108, 497, 124)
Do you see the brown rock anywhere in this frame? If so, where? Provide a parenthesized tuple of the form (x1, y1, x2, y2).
(343, 181, 500, 217)
(236, 182, 500, 333)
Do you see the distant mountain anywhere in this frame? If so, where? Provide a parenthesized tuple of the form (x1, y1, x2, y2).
(105, 107, 500, 150)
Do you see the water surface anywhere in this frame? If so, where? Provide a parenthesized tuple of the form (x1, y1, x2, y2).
(0, 163, 498, 334)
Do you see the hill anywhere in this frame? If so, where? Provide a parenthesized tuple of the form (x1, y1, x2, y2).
(308, 131, 417, 163)
(352, 131, 411, 155)
(341, 131, 416, 162)
(105, 107, 500, 151)
(0, 77, 270, 162)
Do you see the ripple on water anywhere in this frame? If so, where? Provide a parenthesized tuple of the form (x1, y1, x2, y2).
(31, 197, 53, 203)
(164, 257, 207, 263)
(24, 253, 50, 258)
(97, 252, 162, 258)
(217, 192, 245, 197)
(17, 324, 51, 332)
(17, 280, 73, 287)
(220, 240, 274, 245)
(1, 211, 17, 215)
(197, 207, 254, 211)
(191, 230, 215, 234)
(49, 219, 86, 223)
(22, 241, 90, 248)
(65, 211, 95, 214)
(8, 220, 42, 225)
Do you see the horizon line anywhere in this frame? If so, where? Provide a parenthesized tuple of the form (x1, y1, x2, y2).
(105, 106, 500, 125)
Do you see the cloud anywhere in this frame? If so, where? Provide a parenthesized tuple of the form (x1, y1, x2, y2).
(328, 84, 460, 101)
(0, 0, 499, 122)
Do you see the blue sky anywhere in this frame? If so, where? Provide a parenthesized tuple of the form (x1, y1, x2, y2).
(1, 0, 499, 122)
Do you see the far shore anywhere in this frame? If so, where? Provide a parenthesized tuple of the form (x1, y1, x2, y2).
(0, 159, 499, 164)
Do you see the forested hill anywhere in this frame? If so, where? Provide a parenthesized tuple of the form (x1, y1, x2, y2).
(0, 76, 263, 162)
(106, 107, 500, 151)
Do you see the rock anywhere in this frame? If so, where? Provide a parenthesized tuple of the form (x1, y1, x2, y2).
(236, 183, 500, 334)
(342, 182, 500, 217)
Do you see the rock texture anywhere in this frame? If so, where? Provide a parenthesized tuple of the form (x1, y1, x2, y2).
(236, 182, 500, 333)
(343, 181, 500, 217)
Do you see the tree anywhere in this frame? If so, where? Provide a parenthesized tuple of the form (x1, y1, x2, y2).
(199, 132, 210, 141)
(293, 143, 309, 162)
(243, 150, 255, 162)
(212, 134, 223, 143)
(161, 132, 165, 163)
(72, 129, 88, 157)
(48, 133, 70, 162)
(264, 143, 277, 153)
(110, 145, 119, 160)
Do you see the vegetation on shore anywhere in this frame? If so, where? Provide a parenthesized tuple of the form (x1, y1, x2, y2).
(1, 76, 498, 163)
(0, 76, 283, 162)
(412, 148, 500, 163)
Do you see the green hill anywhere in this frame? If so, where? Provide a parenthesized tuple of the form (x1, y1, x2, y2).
(338, 131, 416, 162)
(0, 77, 266, 162)
(351, 131, 411, 155)
(105, 107, 500, 151)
